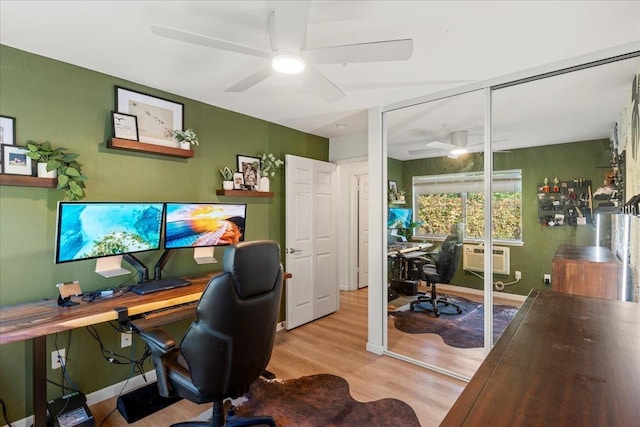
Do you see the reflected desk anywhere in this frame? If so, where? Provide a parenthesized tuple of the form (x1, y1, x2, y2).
(388, 243, 433, 295)
(441, 289, 640, 426)
(0, 275, 215, 426)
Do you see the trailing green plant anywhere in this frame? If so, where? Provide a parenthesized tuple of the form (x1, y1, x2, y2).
(25, 140, 88, 200)
(173, 128, 199, 145)
(219, 166, 234, 181)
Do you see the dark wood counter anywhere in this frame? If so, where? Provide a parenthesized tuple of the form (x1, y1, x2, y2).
(441, 289, 640, 426)
(552, 244, 621, 299)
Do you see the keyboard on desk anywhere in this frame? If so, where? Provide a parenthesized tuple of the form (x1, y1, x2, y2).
(132, 277, 192, 295)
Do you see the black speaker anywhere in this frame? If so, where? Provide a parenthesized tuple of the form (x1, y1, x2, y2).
(116, 382, 182, 423)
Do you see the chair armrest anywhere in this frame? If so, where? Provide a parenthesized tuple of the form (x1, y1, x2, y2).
(138, 328, 177, 398)
(139, 328, 176, 355)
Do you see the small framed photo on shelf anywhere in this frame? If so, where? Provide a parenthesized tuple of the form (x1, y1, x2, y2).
(2, 144, 33, 175)
(388, 180, 398, 201)
(237, 155, 261, 189)
(112, 112, 139, 141)
(0, 115, 16, 145)
(233, 172, 244, 190)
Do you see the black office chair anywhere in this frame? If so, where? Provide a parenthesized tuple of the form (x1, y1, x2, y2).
(139, 240, 283, 427)
(409, 234, 463, 317)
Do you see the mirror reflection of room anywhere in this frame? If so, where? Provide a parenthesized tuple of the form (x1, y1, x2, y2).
(384, 56, 639, 380)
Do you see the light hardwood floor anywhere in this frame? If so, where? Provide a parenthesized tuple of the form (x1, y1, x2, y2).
(90, 288, 473, 426)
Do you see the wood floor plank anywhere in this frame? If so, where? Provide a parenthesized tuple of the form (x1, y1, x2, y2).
(89, 288, 471, 426)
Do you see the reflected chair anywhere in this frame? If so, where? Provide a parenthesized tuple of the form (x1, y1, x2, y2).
(139, 240, 283, 427)
(409, 234, 463, 317)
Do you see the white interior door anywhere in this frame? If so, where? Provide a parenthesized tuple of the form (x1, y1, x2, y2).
(358, 175, 369, 288)
(285, 155, 337, 329)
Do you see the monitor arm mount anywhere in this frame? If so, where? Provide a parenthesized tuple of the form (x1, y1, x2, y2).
(123, 254, 149, 284)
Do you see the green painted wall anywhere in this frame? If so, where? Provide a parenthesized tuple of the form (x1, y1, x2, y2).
(0, 45, 328, 421)
(401, 139, 609, 294)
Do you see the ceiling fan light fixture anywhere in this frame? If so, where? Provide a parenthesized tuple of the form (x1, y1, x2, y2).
(271, 54, 305, 74)
(450, 147, 468, 156)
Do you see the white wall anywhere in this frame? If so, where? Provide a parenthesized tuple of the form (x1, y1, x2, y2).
(329, 131, 368, 163)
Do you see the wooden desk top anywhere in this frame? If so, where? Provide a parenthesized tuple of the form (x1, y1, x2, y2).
(441, 289, 640, 426)
(0, 276, 212, 345)
(1, 271, 292, 345)
(553, 244, 620, 265)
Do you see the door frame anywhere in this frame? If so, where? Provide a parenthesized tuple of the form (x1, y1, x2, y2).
(335, 160, 368, 291)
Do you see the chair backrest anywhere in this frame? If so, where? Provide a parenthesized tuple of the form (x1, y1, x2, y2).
(179, 240, 283, 399)
(435, 234, 463, 284)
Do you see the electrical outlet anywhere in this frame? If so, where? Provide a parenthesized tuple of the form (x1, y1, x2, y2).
(544, 274, 551, 286)
(121, 332, 132, 348)
(515, 271, 522, 280)
(51, 348, 66, 369)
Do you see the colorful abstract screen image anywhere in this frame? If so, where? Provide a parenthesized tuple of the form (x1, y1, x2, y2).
(164, 203, 246, 249)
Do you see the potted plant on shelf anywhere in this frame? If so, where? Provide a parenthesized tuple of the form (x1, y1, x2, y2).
(25, 140, 88, 200)
(220, 166, 234, 190)
(257, 153, 284, 192)
(173, 128, 199, 149)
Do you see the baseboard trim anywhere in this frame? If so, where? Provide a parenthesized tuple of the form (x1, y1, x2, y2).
(437, 284, 527, 303)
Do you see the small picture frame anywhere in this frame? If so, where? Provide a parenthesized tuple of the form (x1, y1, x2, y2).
(2, 144, 33, 175)
(0, 116, 16, 145)
(233, 172, 244, 190)
(237, 155, 261, 189)
(112, 111, 138, 141)
(388, 180, 398, 201)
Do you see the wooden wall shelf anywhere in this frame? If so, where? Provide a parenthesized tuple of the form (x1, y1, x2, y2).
(0, 174, 57, 188)
(216, 189, 274, 198)
(108, 138, 194, 158)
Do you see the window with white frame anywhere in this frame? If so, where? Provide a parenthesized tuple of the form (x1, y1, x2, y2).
(412, 169, 522, 243)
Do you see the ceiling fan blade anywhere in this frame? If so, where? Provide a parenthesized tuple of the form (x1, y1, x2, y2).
(151, 25, 272, 58)
(303, 67, 346, 102)
(273, 0, 311, 52)
(305, 39, 413, 64)
(225, 67, 273, 92)
(427, 141, 454, 150)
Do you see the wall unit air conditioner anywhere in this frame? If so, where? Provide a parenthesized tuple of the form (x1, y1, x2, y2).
(462, 244, 510, 275)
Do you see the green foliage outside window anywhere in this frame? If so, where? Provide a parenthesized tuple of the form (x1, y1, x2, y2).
(416, 192, 521, 241)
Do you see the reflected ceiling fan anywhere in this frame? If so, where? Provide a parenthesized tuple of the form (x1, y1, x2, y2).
(150, 1, 413, 102)
(409, 130, 509, 158)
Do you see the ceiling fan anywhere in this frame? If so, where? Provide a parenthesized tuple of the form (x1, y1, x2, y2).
(409, 130, 509, 158)
(150, 1, 413, 102)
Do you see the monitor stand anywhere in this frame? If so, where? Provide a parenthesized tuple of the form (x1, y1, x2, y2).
(95, 255, 130, 278)
(194, 247, 217, 264)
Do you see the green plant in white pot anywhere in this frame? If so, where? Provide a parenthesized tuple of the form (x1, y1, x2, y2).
(220, 166, 234, 190)
(173, 128, 199, 149)
(25, 140, 88, 200)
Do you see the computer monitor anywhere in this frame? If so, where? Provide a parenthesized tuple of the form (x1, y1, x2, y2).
(55, 202, 164, 278)
(387, 207, 413, 229)
(162, 202, 246, 265)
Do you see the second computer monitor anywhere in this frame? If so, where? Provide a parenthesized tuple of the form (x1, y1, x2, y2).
(164, 202, 246, 252)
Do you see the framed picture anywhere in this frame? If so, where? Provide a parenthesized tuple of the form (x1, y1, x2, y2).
(115, 86, 183, 147)
(2, 144, 33, 175)
(388, 180, 398, 201)
(112, 111, 138, 141)
(237, 155, 261, 189)
(233, 172, 244, 190)
(0, 115, 16, 145)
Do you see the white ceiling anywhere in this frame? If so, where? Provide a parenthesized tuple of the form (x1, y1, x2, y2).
(1, 1, 639, 151)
